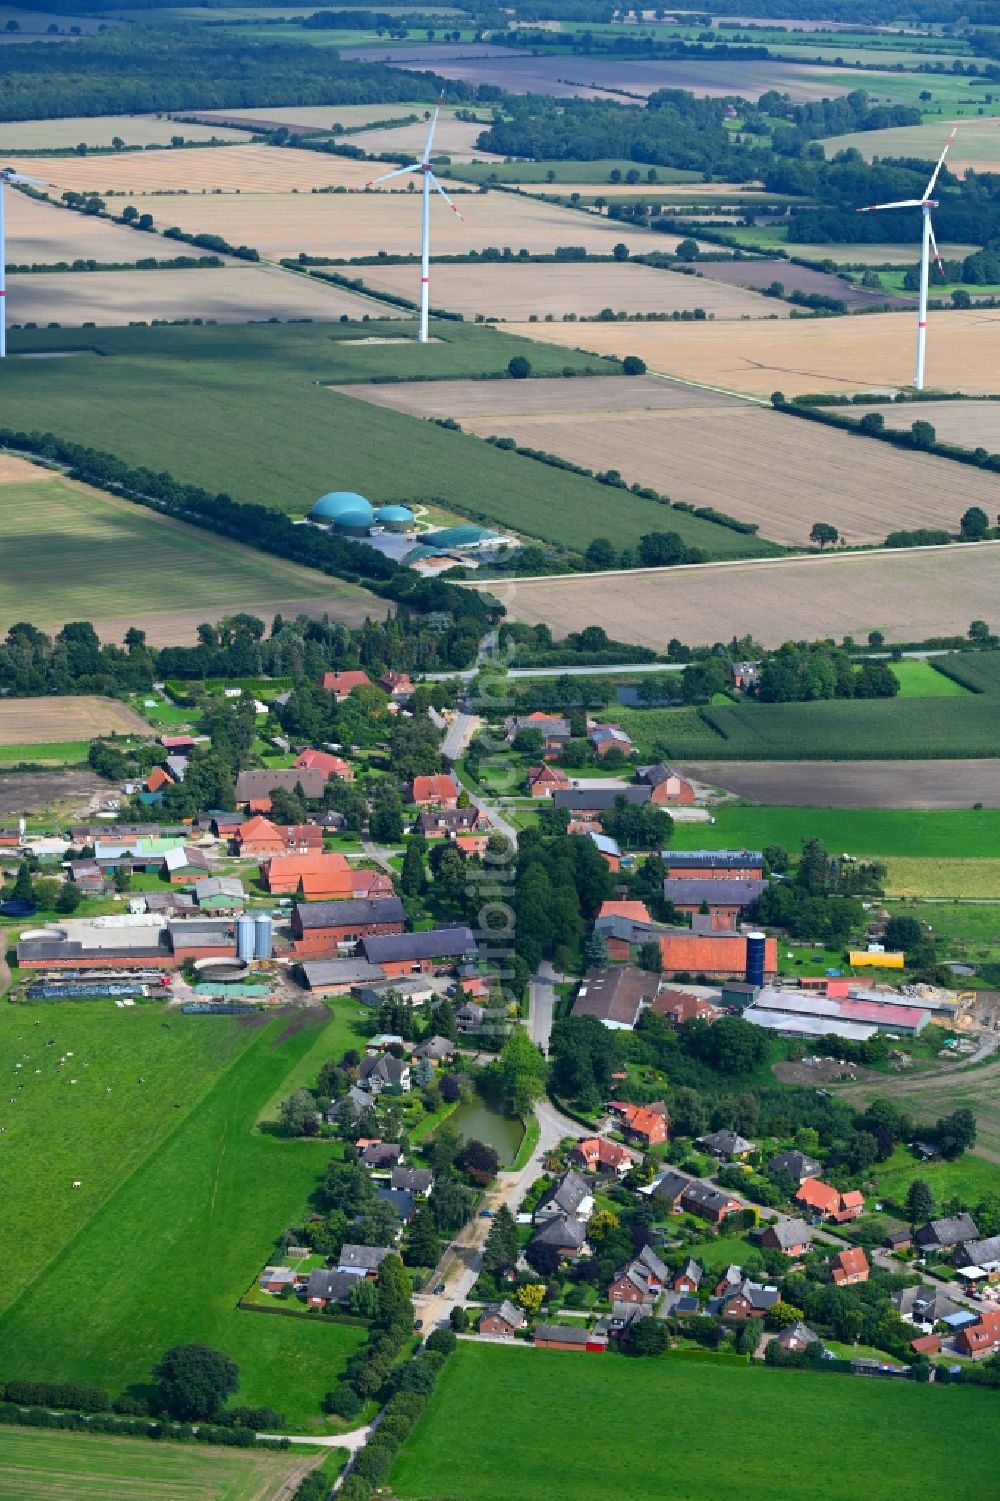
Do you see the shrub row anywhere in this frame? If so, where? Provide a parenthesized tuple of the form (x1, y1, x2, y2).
(339, 1335, 457, 1501)
(6, 254, 223, 275)
(0, 1402, 290, 1449)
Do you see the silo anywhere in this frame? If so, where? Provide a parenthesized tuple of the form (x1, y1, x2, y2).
(236, 913, 256, 962)
(745, 930, 766, 988)
(254, 912, 273, 961)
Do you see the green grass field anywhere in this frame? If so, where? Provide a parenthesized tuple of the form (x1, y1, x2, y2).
(884, 899, 1000, 958)
(889, 659, 969, 697)
(623, 694, 1000, 761)
(0, 1427, 314, 1501)
(0, 477, 365, 629)
(0, 1001, 368, 1429)
(669, 804, 1000, 858)
(866, 1145, 1000, 1213)
(0, 739, 90, 764)
(883, 858, 1000, 897)
(0, 322, 768, 560)
(391, 1343, 1000, 1501)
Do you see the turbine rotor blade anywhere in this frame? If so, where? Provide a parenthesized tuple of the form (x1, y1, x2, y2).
(927, 217, 946, 277)
(924, 125, 958, 201)
(428, 173, 463, 220)
(365, 162, 420, 188)
(3, 170, 58, 188)
(856, 199, 924, 212)
(423, 94, 444, 165)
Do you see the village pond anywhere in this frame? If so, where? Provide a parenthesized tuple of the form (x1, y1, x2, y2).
(449, 1097, 524, 1167)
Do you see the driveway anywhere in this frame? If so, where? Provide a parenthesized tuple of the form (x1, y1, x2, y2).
(528, 960, 558, 1055)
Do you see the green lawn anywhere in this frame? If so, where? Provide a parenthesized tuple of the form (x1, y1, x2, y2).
(0, 1004, 366, 1429)
(889, 660, 970, 698)
(390, 1343, 1000, 1501)
(681, 1235, 752, 1270)
(0, 322, 767, 560)
(669, 805, 1000, 859)
(867, 1145, 1000, 1213)
(0, 477, 366, 629)
(0, 738, 90, 764)
(0, 1427, 316, 1501)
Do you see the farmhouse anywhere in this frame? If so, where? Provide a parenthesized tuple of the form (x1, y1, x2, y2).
(662, 877, 768, 922)
(761, 1219, 812, 1257)
(635, 763, 695, 805)
(410, 773, 460, 808)
(479, 1301, 527, 1338)
(360, 927, 478, 977)
(263, 852, 356, 900)
(291, 896, 405, 955)
(795, 1178, 865, 1224)
(319, 670, 373, 700)
(651, 988, 718, 1027)
(608, 1100, 669, 1148)
(572, 965, 659, 1031)
(233, 816, 288, 858)
(589, 723, 632, 758)
(506, 712, 571, 757)
(831, 1247, 870, 1286)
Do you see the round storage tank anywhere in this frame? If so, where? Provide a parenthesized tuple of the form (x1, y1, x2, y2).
(309, 491, 373, 524)
(745, 930, 766, 988)
(235, 914, 256, 962)
(333, 507, 373, 538)
(374, 504, 414, 534)
(254, 913, 273, 961)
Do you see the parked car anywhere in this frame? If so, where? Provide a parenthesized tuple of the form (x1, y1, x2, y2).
(434, 1282, 446, 1294)
(479, 1209, 494, 1218)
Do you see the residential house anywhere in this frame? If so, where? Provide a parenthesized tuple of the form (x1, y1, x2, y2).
(553, 786, 651, 816)
(379, 669, 414, 699)
(720, 1279, 780, 1319)
(680, 1182, 743, 1227)
(635, 763, 695, 806)
(455, 832, 491, 859)
(412, 1035, 456, 1063)
(649, 1169, 690, 1211)
(697, 1130, 756, 1162)
(673, 1259, 702, 1295)
(760, 1219, 812, 1257)
(295, 748, 353, 781)
(533, 1324, 606, 1353)
(391, 1167, 434, 1197)
(956, 1309, 1000, 1359)
(767, 1149, 822, 1184)
(571, 1138, 632, 1177)
(914, 1214, 980, 1252)
(714, 1265, 744, 1299)
(291, 896, 406, 956)
(589, 723, 632, 758)
(572, 965, 659, 1031)
(327, 1085, 376, 1124)
(479, 1301, 527, 1338)
(608, 1245, 671, 1305)
(146, 766, 174, 795)
(526, 764, 571, 798)
(233, 816, 289, 858)
(234, 768, 326, 808)
(590, 832, 621, 873)
(305, 1269, 356, 1308)
(651, 988, 719, 1027)
(357, 1054, 411, 1095)
(336, 1244, 392, 1278)
(954, 1234, 1000, 1271)
(360, 1142, 403, 1169)
(410, 773, 460, 808)
(831, 1247, 870, 1286)
(531, 1215, 588, 1260)
(506, 712, 572, 759)
(456, 1000, 486, 1033)
(535, 1170, 593, 1225)
(893, 1285, 965, 1329)
(884, 1229, 913, 1253)
(608, 1100, 669, 1148)
(776, 1321, 823, 1354)
(319, 670, 373, 700)
(259, 1265, 296, 1294)
(657, 1293, 700, 1320)
(795, 1178, 865, 1224)
(377, 1187, 416, 1223)
(360, 927, 478, 979)
(417, 807, 481, 838)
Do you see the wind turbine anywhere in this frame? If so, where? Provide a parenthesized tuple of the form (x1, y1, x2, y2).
(856, 126, 957, 391)
(1, 167, 60, 359)
(365, 99, 463, 344)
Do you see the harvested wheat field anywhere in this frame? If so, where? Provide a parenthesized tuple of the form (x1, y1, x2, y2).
(8, 145, 415, 197)
(846, 399, 1000, 451)
(0, 454, 49, 485)
(0, 696, 150, 745)
(824, 117, 1000, 175)
(193, 102, 431, 132)
(0, 114, 247, 150)
(343, 117, 503, 161)
(4, 192, 171, 266)
(505, 309, 1000, 397)
(5, 264, 396, 328)
(479, 541, 1000, 649)
(762, 241, 978, 267)
(123, 190, 662, 261)
(360, 260, 784, 320)
(332, 373, 729, 417)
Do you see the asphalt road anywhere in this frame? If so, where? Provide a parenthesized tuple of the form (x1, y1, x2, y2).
(528, 959, 558, 1055)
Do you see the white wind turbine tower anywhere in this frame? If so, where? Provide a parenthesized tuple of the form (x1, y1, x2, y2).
(365, 98, 463, 344)
(1, 167, 61, 359)
(856, 126, 957, 391)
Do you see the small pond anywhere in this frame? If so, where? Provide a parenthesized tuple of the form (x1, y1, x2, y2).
(448, 1098, 524, 1167)
(615, 685, 677, 709)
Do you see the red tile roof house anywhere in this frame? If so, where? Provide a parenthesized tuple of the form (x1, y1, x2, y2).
(319, 670, 373, 700)
(479, 1301, 527, 1338)
(831, 1247, 870, 1287)
(236, 816, 312, 857)
(956, 1309, 1000, 1358)
(597, 899, 652, 926)
(526, 763, 571, 798)
(145, 766, 174, 794)
(795, 1178, 865, 1224)
(410, 773, 460, 808)
(607, 1100, 669, 1147)
(295, 748, 354, 781)
(651, 988, 719, 1027)
(571, 1138, 633, 1177)
(380, 669, 414, 698)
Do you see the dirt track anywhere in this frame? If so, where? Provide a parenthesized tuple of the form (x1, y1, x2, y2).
(679, 759, 1000, 808)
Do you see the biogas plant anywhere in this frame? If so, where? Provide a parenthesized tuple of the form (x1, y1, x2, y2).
(303, 489, 518, 574)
